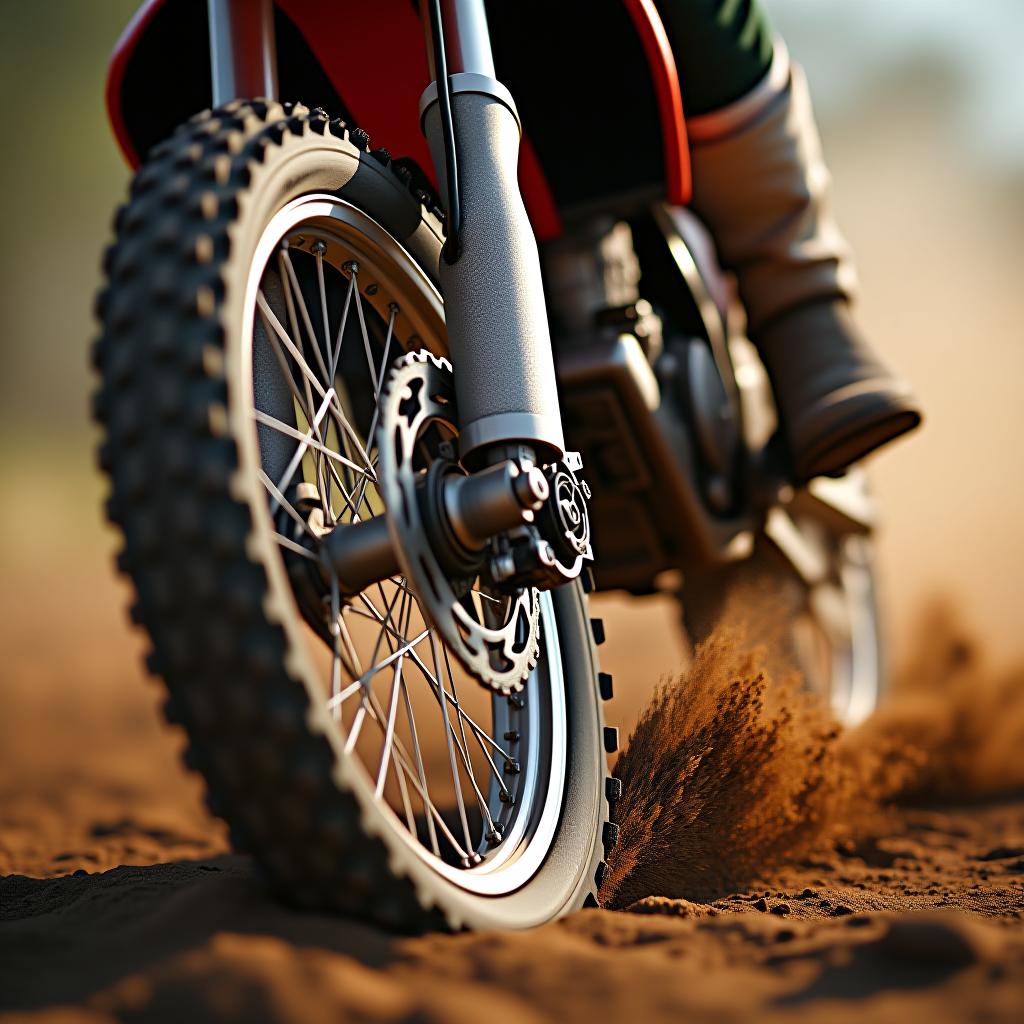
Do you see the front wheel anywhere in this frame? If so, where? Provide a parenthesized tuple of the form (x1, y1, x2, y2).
(93, 101, 617, 930)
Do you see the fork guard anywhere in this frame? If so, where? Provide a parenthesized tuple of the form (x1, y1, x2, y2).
(422, 83, 566, 466)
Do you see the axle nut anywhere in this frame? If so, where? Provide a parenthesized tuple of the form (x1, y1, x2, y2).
(514, 465, 550, 510)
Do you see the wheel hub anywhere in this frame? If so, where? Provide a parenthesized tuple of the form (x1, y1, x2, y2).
(375, 351, 544, 694)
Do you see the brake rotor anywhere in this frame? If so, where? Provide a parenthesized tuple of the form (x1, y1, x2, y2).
(376, 350, 540, 695)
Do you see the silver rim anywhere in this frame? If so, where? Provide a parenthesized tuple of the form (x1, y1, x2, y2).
(237, 195, 568, 894)
(792, 527, 881, 727)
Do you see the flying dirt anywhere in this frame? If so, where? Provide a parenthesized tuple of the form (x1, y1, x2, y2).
(604, 602, 1024, 908)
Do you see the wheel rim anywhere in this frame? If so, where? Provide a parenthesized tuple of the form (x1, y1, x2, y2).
(235, 195, 567, 894)
(793, 527, 881, 727)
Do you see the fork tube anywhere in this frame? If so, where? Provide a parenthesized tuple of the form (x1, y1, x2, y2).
(208, 0, 278, 105)
(420, 0, 565, 464)
(424, 0, 496, 78)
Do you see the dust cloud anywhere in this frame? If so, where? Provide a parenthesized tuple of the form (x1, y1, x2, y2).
(601, 602, 1024, 908)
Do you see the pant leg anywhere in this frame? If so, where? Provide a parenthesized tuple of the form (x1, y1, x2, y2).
(654, 0, 775, 117)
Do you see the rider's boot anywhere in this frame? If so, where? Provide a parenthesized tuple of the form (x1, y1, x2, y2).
(687, 43, 921, 482)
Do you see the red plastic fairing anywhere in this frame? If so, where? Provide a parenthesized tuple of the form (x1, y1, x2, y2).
(106, 0, 165, 169)
(623, 0, 691, 205)
(105, 0, 564, 239)
(274, 0, 564, 240)
(105, 1, 690, 236)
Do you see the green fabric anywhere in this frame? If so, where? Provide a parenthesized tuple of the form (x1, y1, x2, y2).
(655, 0, 775, 117)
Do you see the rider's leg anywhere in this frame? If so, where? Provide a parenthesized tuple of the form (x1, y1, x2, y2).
(657, 1, 921, 481)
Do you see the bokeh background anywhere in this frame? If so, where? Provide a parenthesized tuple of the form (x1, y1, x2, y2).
(1, 0, 1022, 764)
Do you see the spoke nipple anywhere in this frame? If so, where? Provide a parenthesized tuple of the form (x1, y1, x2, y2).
(485, 826, 504, 847)
(507, 693, 525, 710)
(311, 239, 327, 256)
(503, 730, 520, 743)
(503, 759, 521, 775)
(499, 790, 514, 805)
(460, 853, 483, 868)
(388, 302, 400, 314)
(343, 259, 359, 275)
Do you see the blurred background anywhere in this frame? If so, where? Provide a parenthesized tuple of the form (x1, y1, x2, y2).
(1, 0, 1022, 796)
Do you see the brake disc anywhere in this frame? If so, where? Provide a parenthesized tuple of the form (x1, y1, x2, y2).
(376, 350, 540, 695)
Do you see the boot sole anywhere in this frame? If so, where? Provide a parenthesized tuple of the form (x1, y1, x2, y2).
(790, 380, 922, 480)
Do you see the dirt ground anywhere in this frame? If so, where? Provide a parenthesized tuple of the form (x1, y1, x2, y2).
(1, 532, 1022, 1023)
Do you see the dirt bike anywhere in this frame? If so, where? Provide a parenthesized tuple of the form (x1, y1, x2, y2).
(94, 0, 884, 931)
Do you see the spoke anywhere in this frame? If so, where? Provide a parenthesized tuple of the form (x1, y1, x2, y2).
(351, 453, 383, 522)
(325, 401, 376, 483)
(278, 251, 331, 519)
(258, 290, 376, 510)
(272, 532, 316, 560)
(352, 272, 379, 393)
(393, 745, 418, 840)
(336, 607, 364, 678)
(346, 587, 471, 859)
(469, 720, 513, 805)
(354, 303, 398, 512)
(273, 387, 336, 509)
(315, 248, 331, 358)
(399, 672, 440, 856)
(260, 285, 323, 432)
(258, 290, 373, 495)
(431, 630, 475, 858)
(369, 579, 504, 817)
(388, 739, 469, 860)
(329, 574, 343, 716)
(330, 271, 358, 380)
(257, 291, 329, 405)
(332, 678, 364, 706)
(360, 685, 466, 859)
(327, 627, 431, 710)
(258, 316, 355, 521)
(365, 582, 407, 683)
(374, 588, 413, 798)
(278, 247, 331, 383)
(256, 468, 315, 539)
(328, 574, 364, 716)
(440, 640, 498, 827)
(311, 247, 337, 515)
(343, 699, 367, 754)
(327, 585, 420, 712)
(351, 594, 517, 765)
(253, 408, 371, 479)
(398, 642, 503, 802)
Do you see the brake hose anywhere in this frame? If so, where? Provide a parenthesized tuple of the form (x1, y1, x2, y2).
(427, 0, 462, 264)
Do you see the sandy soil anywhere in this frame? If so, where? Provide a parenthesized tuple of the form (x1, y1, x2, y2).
(1, 541, 1023, 1023)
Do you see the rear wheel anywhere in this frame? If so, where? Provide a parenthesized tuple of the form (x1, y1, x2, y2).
(93, 101, 617, 930)
(683, 506, 884, 726)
